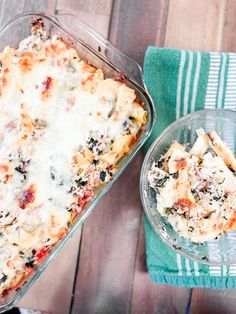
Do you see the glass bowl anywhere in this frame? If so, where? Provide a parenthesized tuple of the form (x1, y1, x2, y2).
(140, 109, 236, 265)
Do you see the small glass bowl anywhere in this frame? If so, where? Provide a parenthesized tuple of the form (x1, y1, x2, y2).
(140, 109, 236, 265)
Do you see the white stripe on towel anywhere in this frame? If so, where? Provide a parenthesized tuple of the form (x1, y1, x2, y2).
(176, 50, 186, 119)
(185, 258, 191, 276)
(191, 52, 201, 112)
(176, 253, 183, 276)
(205, 52, 221, 109)
(183, 51, 193, 115)
(224, 55, 236, 276)
(193, 261, 200, 277)
(217, 53, 227, 109)
(225, 55, 236, 108)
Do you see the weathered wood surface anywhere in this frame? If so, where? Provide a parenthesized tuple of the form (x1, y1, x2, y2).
(131, 220, 191, 314)
(0, 0, 235, 313)
(164, 0, 226, 50)
(190, 288, 236, 314)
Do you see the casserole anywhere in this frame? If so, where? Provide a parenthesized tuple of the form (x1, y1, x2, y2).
(148, 128, 236, 243)
(0, 11, 155, 312)
(140, 109, 236, 265)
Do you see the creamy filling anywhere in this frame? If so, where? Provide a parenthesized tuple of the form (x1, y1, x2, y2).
(148, 134, 236, 243)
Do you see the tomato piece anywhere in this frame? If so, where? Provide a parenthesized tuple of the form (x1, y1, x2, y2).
(35, 248, 49, 261)
(174, 198, 192, 211)
(224, 210, 236, 231)
(176, 158, 187, 170)
(17, 184, 35, 209)
(42, 76, 53, 97)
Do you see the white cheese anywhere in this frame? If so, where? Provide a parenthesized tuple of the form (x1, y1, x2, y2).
(0, 26, 146, 295)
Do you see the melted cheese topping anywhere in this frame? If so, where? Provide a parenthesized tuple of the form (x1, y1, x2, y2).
(0, 22, 146, 296)
(148, 131, 236, 243)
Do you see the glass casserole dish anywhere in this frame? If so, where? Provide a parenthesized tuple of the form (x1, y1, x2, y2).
(0, 11, 155, 312)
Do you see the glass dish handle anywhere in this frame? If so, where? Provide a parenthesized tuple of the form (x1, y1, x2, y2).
(54, 9, 144, 87)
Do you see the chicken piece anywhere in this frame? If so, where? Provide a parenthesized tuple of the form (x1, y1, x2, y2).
(161, 142, 185, 172)
(207, 131, 236, 171)
(190, 128, 209, 157)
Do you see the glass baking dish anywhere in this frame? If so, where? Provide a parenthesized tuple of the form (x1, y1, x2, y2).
(0, 11, 155, 312)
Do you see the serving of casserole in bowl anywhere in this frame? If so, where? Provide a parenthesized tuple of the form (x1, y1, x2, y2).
(0, 11, 155, 311)
(141, 109, 236, 266)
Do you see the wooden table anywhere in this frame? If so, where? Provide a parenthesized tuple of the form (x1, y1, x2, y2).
(1, 0, 236, 313)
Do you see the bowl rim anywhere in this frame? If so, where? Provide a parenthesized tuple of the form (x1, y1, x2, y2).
(140, 108, 236, 266)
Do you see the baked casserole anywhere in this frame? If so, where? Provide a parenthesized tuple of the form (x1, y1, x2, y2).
(148, 129, 236, 243)
(0, 20, 146, 297)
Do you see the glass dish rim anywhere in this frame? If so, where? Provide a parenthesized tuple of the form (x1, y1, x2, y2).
(140, 108, 236, 266)
(0, 11, 155, 312)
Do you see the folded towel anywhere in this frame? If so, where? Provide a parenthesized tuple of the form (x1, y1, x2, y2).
(143, 46, 236, 288)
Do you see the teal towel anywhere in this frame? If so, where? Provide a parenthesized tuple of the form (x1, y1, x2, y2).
(143, 47, 236, 288)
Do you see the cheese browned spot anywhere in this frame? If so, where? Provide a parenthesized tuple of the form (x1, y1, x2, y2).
(0, 22, 146, 297)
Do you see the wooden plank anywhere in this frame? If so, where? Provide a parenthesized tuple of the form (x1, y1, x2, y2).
(131, 217, 191, 314)
(0, 0, 25, 26)
(164, 0, 227, 51)
(56, 0, 113, 38)
(23, 0, 57, 13)
(71, 154, 143, 314)
(0, 0, 57, 27)
(0, 0, 27, 49)
(109, 0, 169, 64)
(221, 0, 236, 51)
(17, 227, 82, 314)
(57, 0, 113, 14)
(124, 0, 191, 312)
(190, 288, 236, 314)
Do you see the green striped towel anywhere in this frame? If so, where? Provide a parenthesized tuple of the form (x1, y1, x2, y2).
(143, 47, 236, 288)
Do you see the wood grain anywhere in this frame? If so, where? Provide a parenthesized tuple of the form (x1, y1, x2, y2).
(109, 0, 169, 64)
(190, 288, 236, 314)
(23, 0, 57, 13)
(57, 0, 112, 14)
(0, 0, 25, 26)
(221, 0, 236, 51)
(0, 0, 57, 27)
(56, 0, 113, 38)
(164, 0, 227, 50)
(131, 218, 191, 314)
(125, 0, 191, 312)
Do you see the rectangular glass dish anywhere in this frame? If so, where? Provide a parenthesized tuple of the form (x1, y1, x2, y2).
(0, 11, 155, 311)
